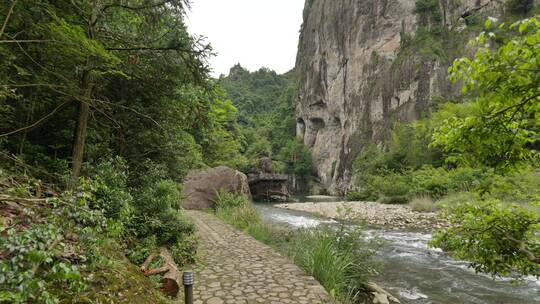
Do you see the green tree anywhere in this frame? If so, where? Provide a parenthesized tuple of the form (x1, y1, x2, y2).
(279, 139, 314, 193)
(430, 17, 540, 277)
(432, 200, 539, 277)
(0, 0, 213, 183)
(219, 65, 301, 175)
(432, 18, 540, 171)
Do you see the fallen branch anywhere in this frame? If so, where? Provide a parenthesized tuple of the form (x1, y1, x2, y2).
(0, 195, 48, 203)
(140, 247, 181, 297)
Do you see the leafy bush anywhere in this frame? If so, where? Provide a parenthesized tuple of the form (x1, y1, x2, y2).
(89, 157, 134, 228)
(431, 199, 540, 278)
(0, 180, 116, 303)
(124, 178, 195, 265)
(435, 192, 479, 209)
(126, 236, 159, 266)
(0, 224, 86, 303)
(485, 169, 540, 203)
(410, 166, 452, 199)
(373, 173, 412, 197)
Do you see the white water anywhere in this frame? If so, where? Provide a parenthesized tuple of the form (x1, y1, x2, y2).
(255, 203, 540, 304)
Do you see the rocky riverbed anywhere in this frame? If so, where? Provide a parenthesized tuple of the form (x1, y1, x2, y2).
(275, 201, 448, 231)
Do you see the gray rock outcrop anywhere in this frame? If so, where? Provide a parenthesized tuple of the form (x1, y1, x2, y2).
(295, 0, 503, 194)
(181, 166, 252, 210)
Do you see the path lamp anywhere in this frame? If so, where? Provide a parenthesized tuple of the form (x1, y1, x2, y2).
(183, 271, 194, 304)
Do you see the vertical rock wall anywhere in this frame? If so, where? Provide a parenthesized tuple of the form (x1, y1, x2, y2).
(295, 0, 501, 194)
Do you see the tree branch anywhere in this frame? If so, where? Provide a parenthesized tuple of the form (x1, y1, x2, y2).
(0, 39, 54, 44)
(105, 46, 192, 52)
(0, 100, 71, 138)
(0, 0, 17, 39)
(102, 0, 178, 12)
(489, 93, 540, 119)
(504, 233, 540, 264)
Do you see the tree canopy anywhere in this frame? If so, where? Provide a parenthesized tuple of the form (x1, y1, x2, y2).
(432, 17, 540, 171)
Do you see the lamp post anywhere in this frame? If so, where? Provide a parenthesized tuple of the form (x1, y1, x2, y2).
(183, 271, 194, 304)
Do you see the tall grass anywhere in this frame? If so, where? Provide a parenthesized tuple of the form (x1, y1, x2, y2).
(288, 224, 377, 303)
(214, 189, 261, 230)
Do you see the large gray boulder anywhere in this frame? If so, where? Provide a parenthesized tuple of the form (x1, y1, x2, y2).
(181, 166, 252, 210)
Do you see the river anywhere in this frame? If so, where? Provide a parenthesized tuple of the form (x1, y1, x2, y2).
(253, 201, 540, 304)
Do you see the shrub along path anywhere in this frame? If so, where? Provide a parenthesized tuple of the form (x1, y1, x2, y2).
(184, 210, 334, 304)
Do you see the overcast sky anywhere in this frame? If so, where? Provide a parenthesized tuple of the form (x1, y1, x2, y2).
(185, 0, 305, 77)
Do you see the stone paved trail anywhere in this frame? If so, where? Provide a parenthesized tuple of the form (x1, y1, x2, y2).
(185, 210, 334, 304)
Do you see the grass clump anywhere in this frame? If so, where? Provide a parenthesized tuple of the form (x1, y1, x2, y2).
(409, 196, 437, 212)
(435, 192, 479, 209)
(288, 224, 378, 303)
(213, 189, 261, 230)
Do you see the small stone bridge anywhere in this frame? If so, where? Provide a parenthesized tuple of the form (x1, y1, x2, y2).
(247, 173, 290, 202)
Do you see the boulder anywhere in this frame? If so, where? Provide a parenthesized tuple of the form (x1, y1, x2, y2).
(181, 166, 252, 210)
(259, 157, 274, 173)
(366, 282, 401, 304)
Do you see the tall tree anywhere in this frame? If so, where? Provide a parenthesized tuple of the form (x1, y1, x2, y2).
(0, 0, 213, 183)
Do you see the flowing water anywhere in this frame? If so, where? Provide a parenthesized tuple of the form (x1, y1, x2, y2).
(254, 201, 540, 304)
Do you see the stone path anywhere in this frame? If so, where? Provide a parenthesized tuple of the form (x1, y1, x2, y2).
(185, 210, 334, 304)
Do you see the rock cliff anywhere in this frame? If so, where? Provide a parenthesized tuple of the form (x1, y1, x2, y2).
(295, 0, 506, 194)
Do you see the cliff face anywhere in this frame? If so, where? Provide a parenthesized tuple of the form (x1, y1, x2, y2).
(295, 0, 501, 194)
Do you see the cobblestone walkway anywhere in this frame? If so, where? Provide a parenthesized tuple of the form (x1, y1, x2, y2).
(185, 210, 334, 304)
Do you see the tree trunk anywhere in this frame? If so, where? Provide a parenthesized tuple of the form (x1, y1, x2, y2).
(70, 0, 98, 185)
(70, 71, 92, 185)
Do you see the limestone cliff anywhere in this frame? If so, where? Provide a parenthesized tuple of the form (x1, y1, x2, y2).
(295, 0, 505, 194)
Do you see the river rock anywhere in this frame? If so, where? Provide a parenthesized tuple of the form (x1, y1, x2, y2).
(181, 166, 252, 210)
(367, 282, 401, 304)
(372, 292, 390, 304)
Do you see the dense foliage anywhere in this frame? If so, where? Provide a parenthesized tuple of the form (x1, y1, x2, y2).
(433, 199, 539, 277)
(0, 1, 245, 301)
(0, 170, 173, 303)
(220, 65, 314, 192)
(430, 17, 540, 277)
(433, 18, 540, 170)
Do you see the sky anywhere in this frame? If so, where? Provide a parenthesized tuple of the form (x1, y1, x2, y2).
(185, 0, 305, 77)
